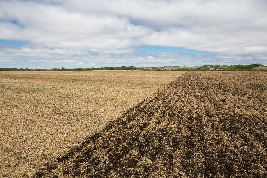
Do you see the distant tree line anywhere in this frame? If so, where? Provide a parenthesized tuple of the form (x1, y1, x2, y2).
(195, 64, 264, 71)
(0, 64, 266, 71)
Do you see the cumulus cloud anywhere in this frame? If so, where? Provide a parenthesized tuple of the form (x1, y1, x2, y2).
(0, 0, 267, 67)
(0, 0, 153, 52)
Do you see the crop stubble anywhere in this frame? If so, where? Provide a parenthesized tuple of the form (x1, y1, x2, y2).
(35, 72, 266, 177)
(0, 70, 183, 177)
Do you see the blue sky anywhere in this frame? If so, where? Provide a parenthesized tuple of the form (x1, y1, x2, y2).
(0, 0, 267, 68)
(0, 39, 27, 48)
(136, 45, 214, 55)
(11, 19, 24, 28)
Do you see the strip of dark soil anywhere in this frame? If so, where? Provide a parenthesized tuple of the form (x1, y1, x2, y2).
(34, 72, 267, 177)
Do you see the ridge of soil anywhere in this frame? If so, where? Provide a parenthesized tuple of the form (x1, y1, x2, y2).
(35, 72, 267, 177)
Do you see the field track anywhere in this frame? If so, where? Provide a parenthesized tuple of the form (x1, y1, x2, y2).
(35, 72, 267, 177)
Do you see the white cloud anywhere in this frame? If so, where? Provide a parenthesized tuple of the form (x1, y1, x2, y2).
(0, 0, 267, 67)
(0, 0, 153, 52)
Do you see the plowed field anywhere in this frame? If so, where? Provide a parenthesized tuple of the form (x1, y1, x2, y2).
(35, 72, 267, 177)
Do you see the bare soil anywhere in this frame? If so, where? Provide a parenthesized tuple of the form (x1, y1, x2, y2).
(35, 72, 267, 177)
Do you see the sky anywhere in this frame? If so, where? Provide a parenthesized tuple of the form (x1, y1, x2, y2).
(0, 0, 267, 68)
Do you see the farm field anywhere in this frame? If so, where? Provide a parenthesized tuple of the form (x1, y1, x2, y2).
(0, 70, 184, 177)
(35, 72, 267, 177)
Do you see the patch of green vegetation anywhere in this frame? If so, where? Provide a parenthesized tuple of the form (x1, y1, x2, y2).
(65, 78, 79, 82)
(30, 88, 44, 92)
(86, 89, 99, 93)
(252, 66, 267, 71)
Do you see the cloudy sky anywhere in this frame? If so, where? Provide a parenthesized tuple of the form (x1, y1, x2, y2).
(0, 0, 267, 68)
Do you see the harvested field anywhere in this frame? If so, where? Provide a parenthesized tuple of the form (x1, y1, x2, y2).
(35, 72, 267, 177)
(0, 70, 183, 177)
